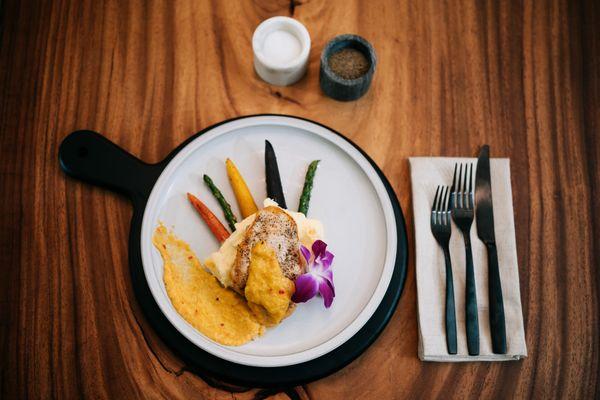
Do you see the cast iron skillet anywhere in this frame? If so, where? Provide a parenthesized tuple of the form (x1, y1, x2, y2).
(58, 114, 408, 388)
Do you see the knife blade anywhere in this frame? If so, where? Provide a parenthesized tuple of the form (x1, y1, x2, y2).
(475, 144, 507, 354)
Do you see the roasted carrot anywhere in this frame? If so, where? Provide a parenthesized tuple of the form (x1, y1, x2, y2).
(187, 193, 230, 243)
(225, 158, 258, 218)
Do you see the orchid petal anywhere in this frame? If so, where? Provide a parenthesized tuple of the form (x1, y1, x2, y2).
(320, 268, 334, 296)
(293, 240, 335, 307)
(300, 245, 311, 265)
(311, 240, 327, 260)
(292, 273, 319, 303)
(311, 261, 333, 283)
(322, 269, 334, 289)
(318, 279, 335, 308)
(318, 250, 334, 269)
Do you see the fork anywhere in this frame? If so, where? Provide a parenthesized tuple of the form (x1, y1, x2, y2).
(451, 163, 480, 356)
(430, 185, 457, 354)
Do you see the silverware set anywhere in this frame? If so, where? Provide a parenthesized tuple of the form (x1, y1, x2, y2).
(430, 145, 507, 355)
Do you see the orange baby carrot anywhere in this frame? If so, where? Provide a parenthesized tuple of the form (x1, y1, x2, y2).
(187, 193, 230, 243)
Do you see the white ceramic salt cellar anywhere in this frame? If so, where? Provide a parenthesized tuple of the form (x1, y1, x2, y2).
(252, 16, 311, 86)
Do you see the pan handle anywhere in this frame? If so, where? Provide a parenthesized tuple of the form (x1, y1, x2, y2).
(59, 130, 162, 202)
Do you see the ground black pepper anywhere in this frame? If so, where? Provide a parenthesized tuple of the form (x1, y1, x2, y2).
(328, 48, 370, 79)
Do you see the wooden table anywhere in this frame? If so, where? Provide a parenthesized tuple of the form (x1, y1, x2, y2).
(1, 0, 598, 398)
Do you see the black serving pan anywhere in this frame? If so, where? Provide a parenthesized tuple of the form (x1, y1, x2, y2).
(58, 114, 408, 388)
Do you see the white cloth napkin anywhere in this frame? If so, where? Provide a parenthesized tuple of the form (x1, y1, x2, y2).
(409, 157, 527, 361)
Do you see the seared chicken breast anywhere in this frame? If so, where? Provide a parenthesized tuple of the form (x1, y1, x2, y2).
(231, 206, 304, 293)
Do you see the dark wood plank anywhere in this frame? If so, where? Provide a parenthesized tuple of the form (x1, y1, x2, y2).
(0, 0, 597, 398)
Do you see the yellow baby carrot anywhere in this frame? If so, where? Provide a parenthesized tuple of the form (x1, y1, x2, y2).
(226, 158, 258, 218)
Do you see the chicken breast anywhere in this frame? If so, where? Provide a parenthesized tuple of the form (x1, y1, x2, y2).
(231, 206, 304, 293)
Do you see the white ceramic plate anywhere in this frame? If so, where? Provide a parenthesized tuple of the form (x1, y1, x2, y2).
(140, 116, 397, 367)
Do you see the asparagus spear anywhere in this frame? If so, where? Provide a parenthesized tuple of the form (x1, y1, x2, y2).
(298, 160, 320, 215)
(203, 174, 237, 231)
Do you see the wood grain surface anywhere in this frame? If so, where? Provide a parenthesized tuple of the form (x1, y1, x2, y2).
(1, 0, 599, 398)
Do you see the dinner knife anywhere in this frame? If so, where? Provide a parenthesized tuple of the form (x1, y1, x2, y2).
(475, 145, 507, 354)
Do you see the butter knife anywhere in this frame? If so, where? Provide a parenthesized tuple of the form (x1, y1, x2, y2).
(475, 145, 507, 354)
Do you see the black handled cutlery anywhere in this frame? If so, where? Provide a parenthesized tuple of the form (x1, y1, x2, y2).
(451, 163, 480, 356)
(430, 186, 457, 354)
(475, 145, 507, 354)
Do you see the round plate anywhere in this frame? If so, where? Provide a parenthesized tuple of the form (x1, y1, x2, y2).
(140, 116, 400, 367)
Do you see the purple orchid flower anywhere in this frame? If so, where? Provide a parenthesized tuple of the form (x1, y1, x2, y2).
(292, 240, 335, 308)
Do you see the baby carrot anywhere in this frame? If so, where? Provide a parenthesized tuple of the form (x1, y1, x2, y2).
(225, 158, 258, 218)
(187, 193, 230, 243)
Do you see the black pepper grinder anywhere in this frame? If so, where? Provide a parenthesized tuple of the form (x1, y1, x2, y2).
(319, 34, 377, 101)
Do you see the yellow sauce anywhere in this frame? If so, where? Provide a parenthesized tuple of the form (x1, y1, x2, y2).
(153, 224, 264, 346)
(244, 242, 295, 326)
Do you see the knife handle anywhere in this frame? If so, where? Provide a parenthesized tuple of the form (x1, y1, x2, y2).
(464, 235, 480, 355)
(487, 243, 507, 354)
(443, 247, 457, 354)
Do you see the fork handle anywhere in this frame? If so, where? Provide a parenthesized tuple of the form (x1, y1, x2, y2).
(464, 235, 480, 355)
(443, 247, 457, 354)
(487, 243, 507, 354)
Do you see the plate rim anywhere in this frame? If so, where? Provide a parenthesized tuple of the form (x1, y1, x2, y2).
(140, 115, 397, 367)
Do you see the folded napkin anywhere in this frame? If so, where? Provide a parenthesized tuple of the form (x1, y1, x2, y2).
(409, 157, 527, 361)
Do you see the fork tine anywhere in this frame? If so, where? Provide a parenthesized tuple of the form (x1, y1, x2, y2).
(456, 163, 465, 208)
(442, 186, 449, 225)
(450, 164, 458, 209)
(436, 185, 444, 223)
(468, 163, 473, 192)
(432, 185, 440, 225)
(464, 163, 469, 209)
(468, 162, 474, 209)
